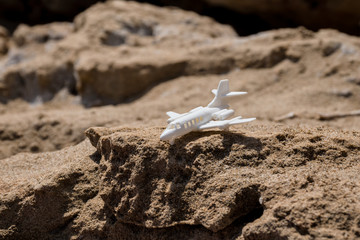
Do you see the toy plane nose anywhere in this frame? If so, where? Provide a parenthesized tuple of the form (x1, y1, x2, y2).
(160, 130, 170, 140)
(160, 129, 177, 145)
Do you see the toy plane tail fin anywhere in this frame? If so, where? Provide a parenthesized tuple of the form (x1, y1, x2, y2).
(207, 79, 247, 108)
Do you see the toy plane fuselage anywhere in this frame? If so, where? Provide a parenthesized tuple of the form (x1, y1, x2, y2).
(160, 79, 255, 144)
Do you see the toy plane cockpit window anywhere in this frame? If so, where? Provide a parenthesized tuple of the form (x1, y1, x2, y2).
(176, 123, 181, 129)
(168, 124, 175, 129)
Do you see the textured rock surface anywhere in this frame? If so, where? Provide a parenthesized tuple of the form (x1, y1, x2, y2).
(1, 126, 359, 239)
(87, 127, 262, 232)
(86, 126, 360, 240)
(0, 141, 100, 239)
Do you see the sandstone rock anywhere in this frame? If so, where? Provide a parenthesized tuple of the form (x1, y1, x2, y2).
(0, 141, 100, 239)
(82, 125, 360, 239)
(1, 125, 359, 239)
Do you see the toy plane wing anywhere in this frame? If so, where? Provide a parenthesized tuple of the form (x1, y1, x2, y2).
(198, 120, 228, 130)
(166, 111, 181, 118)
(198, 117, 256, 130)
(212, 89, 247, 97)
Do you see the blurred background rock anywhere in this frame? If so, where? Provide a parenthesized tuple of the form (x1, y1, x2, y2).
(1, 0, 360, 36)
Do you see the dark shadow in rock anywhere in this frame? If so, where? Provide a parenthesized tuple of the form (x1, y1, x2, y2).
(226, 204, 264, 239)
(89, 150, 101, 164)
(103, 201, 264, 239)
(166, 130, 266, 169)
(173, 130, 263, 155)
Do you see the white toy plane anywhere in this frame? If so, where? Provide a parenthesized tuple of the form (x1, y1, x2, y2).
(160, 79, 256, 144)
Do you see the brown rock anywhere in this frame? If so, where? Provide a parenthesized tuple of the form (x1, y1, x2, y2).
(1, 125, 360, 239)
(0, 140, 100, 239)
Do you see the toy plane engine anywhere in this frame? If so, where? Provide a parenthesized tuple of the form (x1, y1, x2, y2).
(212, 109, 234, 120)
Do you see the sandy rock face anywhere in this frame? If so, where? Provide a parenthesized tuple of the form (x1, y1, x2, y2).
(86, 127, 262, 232)
(1, 125, 359, 239)
(81, 126, 360, 239)
(0, 141, 100, 239)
